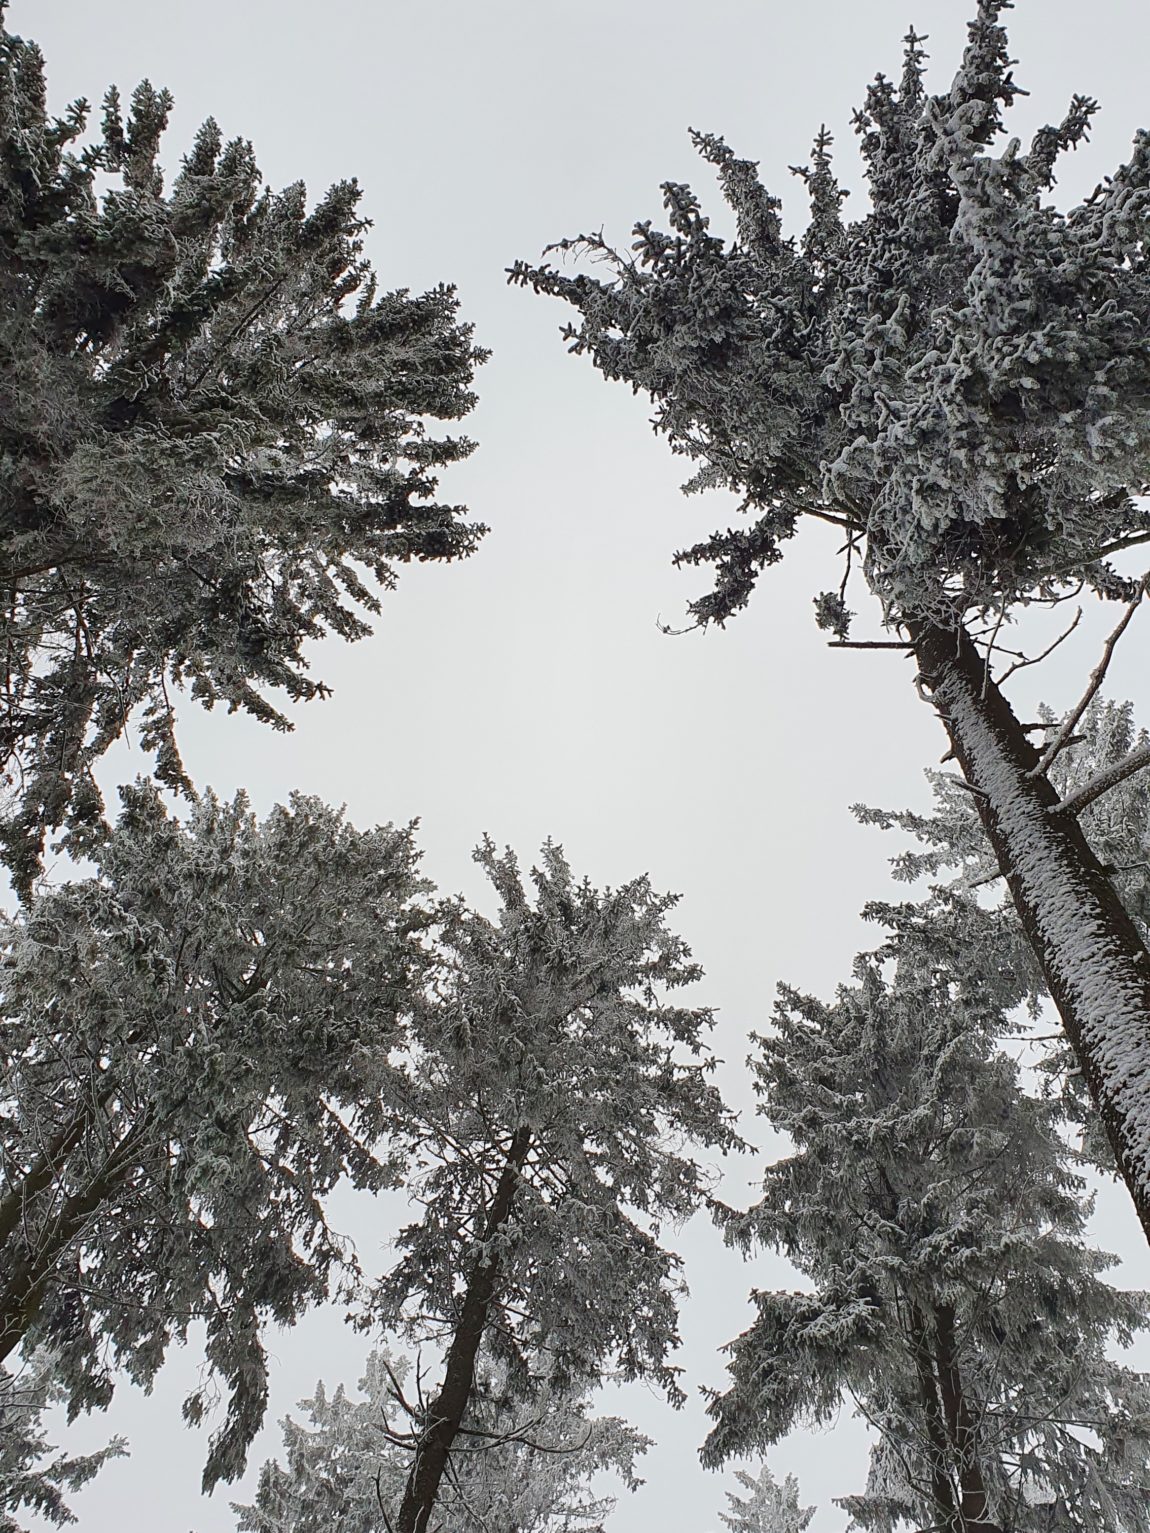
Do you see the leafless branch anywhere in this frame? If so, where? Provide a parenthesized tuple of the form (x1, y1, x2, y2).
(1052, 742, 1150, 819)
(450, 1417, 594, 1456)
(979, 602, 1009, 699)
(1029, 576, 1148, 779)
(655, 615, 699, 638)
(996, 606, 1082, 685)
(827, 639, 915, 650)
(939, 774, 988, 800)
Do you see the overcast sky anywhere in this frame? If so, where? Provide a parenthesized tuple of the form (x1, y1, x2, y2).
(11, 1, 1150, 1528)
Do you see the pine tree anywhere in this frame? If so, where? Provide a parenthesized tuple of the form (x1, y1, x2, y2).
(0, 6, 486, 895)
(366, 838, 741, 1533)
(702, 899, 1150, 1532)
(233, 1346, 650, 1533)
(0, 782, 428, 1489)
(513, 1, 1150, 1240)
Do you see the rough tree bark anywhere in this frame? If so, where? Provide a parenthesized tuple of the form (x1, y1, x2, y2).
(910, 618, 1150, 1246)
(394, 1124, 533, 1533)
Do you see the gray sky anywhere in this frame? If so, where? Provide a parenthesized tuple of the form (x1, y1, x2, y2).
(11, 0, 1150, 1528)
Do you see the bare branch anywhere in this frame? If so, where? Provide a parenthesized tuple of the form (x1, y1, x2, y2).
(966, 869, 1005, 890)
(996, 606, 1082, 685)
(827, 639, 915, 650)
(1029, 577, 1148, 778)
(449, 1417, 594, 1456)
(939, 774, 988, 800)
(1052, 742, 1150, 819)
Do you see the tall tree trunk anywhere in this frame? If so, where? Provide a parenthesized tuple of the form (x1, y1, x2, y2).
(911, 618, 1150, 1245)
(906, 1300, 962, 1532)
(932, 1303, 1001, 1533)
(394, 1125, 532, 1533)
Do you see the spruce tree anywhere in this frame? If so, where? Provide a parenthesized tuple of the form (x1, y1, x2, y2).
(0, 6, 485, 895)
(233, 1347, 649, 1533)
(0, 1351, 124, 1530)
(703, 899, 1150, 1532)
(714, 1465, 814, 1533)
(513, 0, 1150, 1240)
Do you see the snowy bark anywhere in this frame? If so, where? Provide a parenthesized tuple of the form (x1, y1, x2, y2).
(394, 1125, 533, 1533)
(911, 619, 1150, 1246)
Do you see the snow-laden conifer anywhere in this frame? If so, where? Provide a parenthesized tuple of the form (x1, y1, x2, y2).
(712, 1464, 814, 1533)
(0, 783, 427, 1489)
(367, 838, 741, 1533)
(703, 902, 1150, 1531)
(514, 1, 1150, 1241)
(233, 1346, 649, 1533)
(0, 7, 485, 895)
(0, 1351, 124, 1530)
(860, 696, 1150, 945)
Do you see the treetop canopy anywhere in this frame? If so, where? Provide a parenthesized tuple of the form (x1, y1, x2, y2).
(513, 0, 1150, 634)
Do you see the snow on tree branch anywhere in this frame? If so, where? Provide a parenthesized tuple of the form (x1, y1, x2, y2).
(0, 782, 430, 1489)
(0, 11, 487, 895)
(513, 1, 1150, 635)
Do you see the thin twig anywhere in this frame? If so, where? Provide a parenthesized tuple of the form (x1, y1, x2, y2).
(996, 607, 1082, 686)
(1029, 577, 1148, 778)
(981, 602, 1008, 699)
(939, 773, 989, 800)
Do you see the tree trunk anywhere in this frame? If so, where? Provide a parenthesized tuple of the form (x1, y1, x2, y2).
(393, 1125, 532, 1533)
(911, 618, 1150, 1246)
(932, 1304, 1001, 1533)
(906, 1300, 962, 1531)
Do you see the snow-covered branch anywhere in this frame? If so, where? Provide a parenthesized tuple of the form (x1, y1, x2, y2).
(1053, 742, 1150, 820)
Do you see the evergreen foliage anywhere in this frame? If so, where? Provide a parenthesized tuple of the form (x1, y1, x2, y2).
(0, 1351, 124, 1530)
(369, 838, 741, 1532)
(859, 695, 1150, 945)
(514, 0, 1150, 1245)
(714, 1464, 814, 1533)
(233, 1347, 650, 1533)
(0, 5, 486, 895)
(0, 783, 428, 1489)
(703, 899, 1150, 1531)
(859, 694, 1150, 1166)
(512, 1, 1149, 634)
